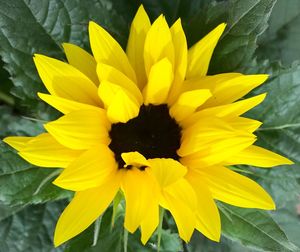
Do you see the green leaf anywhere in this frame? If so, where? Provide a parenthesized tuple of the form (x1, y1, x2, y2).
(250, 63, 300, 130)
(0, 141, 71, 206)
(187, 233, 260, 252)
(257, 0, 300, 65)
(0, 201, 25, 222)
(140, 0, 181, 24)
(271, 198, 300, 248)
(252, 166, 300, 209)
(181, 0, 229, 48)
(0, 59, 14, 106)
(0, 105, 44, 138)
(219, 203, 299, 252)
(0, 0, 137, 114)
(0, 200, 67, 251)
(209, 0, 276, 74)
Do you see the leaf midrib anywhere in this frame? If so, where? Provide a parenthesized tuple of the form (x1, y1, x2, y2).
(222, 205, 298, 251)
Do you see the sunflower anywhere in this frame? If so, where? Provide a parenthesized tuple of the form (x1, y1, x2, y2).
(4, 5, 293, 247)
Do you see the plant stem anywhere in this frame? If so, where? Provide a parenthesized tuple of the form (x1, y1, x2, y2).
(124, 228, 128, 252)
(157, 207, 165, 252)
(92, 216, 102, 246)
(0, 91, 14, 106)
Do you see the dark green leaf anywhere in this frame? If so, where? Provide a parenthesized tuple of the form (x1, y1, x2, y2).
(219, 203, 299, 252)
(253, 166, 300, 209)
(0, 105, 44, 138)
(187, 232, 260, 252)
(209, 0, 276, 74)
(257, 0, 300, 65)
(271, 198, 300, 248)
(0, 59, 14, 106)
(0, 201, 25, 221)
(0, 0, 137, 114)
(140, 0, 181, 24)
(0, 200, 67, 252)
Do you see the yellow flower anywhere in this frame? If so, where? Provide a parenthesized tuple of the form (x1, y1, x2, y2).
(4, 5, 293, 247)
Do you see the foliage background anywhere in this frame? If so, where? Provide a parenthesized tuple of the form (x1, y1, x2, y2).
(0, 0, 299, 251)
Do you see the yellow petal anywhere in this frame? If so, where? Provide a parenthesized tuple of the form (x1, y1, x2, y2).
(168, 19, 188, 104)
(122, 168, 159, 233)
(162, 179, 197, 242)
(18, 133, 81, 168)
(97, 63, 143, 104)
(121, 151, 150, 168)
(53, 145, 118, 191)
(226, 145, 294, 167)
(186, 169, 221, 242)
(227, 117, 262, 133)
(179, 118, 254, 156)
(99, 80, 140, 123)
(63, 43, 99, 85)
(126, 5, 151, 89)
(199, 166, 275, 209)
(140, 202, 159, 244)
(169, 89, 212, 121)
(143, 58, 173, 105)
(33, 54, 96, 98)
(186, 23, 226, 79)
(44, 109, 110, 150)
(198, 74, 268, 108)
(107, 91, 140, 124)
(181, 93, 267, 128)
(3, 136, 33, 151)
(89, 21, 136, 83)
(54, 173, 121, 247)
(183, 73, 242, 92)
(38, 93, 99, 114)
(51, 75, 101, 106)
(180, 136, 256, 167)
(144, 15, 174, 76)
(178, 117, 238, 156)
(147, 158, 187, 188)
(214, 93, 267, 118)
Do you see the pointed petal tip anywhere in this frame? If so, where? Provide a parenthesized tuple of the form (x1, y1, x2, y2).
(257, 92, 267, 101)
(140, 237, 147, 245)
(215, 23, 227, 34)
(261, 73, 269, 79)
(264, 198, 276, 210)
(137, 4, 146, 12)
(88, 20, 99, 32)
(33, 53, 47, 59)
(211, 233, 221, 242)
(62, 42, 72, 51)
(2, 137, 10, 144)
(37, 92, 46, 99)
(2, 136, 33, 151)
(254, 74, 269, 83)
(52, 178, 60, 188)
(53, 232, 65, 248)
(124, 223, 137, 234)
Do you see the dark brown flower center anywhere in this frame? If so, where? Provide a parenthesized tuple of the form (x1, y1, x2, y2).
(109, 104, 182, 168)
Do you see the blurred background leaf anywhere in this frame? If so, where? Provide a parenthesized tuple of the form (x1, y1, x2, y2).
(257, 0, 300, 66)
(0, 200, 67, 252)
